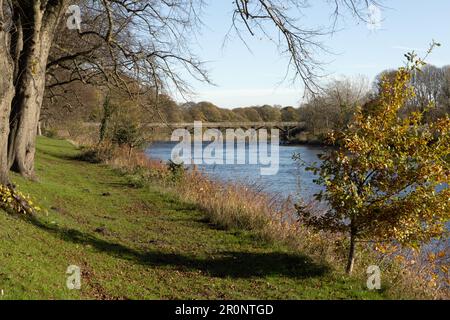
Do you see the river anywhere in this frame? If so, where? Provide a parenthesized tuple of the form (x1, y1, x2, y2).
(145, 141, 325, 201)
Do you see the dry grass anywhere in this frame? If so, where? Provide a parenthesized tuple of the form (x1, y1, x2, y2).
(178, 169, 343, 265)
(375, 240, 450, 299)
(106, 144, 167, 173)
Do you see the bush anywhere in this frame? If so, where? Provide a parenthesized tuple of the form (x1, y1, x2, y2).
(167, 160, 185, 183)
(125, 171, 147, 188)
(123, 166, 170, 188)
(111, 121, 147, 155)
(112, 124, 139, 146)
(76, 145, 114, 163)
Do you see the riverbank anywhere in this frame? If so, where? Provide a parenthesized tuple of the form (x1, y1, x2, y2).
(0, 136, 396, 299)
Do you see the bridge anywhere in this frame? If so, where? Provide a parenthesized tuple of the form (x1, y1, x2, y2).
(145, 121, 305, 129)
(145, 121, 307, 141)
(85, 121, 307, 141)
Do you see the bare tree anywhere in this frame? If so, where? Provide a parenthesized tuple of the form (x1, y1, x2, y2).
(440, 66, 450, 114)
(0, 0, 380, 182)
(230, 0, 380, 92)
(8, 0, 71, 178)
(410, 65, 445, 111)
(300, 75, 370, 135)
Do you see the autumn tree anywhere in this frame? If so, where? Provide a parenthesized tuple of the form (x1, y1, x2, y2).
(297, 50, 450, 274)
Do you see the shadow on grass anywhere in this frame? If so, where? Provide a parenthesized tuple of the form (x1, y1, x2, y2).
(37, 143, 99, 164)
(28, 216, 329, 280)
(36, 143, 82, 160)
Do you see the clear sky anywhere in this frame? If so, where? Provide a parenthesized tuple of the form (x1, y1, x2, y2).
(178, 0, 450, 109)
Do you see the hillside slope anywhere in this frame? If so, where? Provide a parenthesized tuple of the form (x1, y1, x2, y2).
(0, 137, 386, 299)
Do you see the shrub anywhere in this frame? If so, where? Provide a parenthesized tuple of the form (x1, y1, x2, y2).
(76, 144, 114, 163)
(167, 160, 185, 183)
(112, 123, 144, 148)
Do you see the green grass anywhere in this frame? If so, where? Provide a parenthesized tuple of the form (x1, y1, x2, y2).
(0, 136, 388, 299)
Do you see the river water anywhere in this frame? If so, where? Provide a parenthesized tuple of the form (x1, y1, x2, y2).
(146, 141, 325, 201)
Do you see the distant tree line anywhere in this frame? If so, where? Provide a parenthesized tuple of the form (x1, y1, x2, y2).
(43, 64, 450, 144)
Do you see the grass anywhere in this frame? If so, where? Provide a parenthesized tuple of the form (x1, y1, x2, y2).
(0, 136, 389, 299)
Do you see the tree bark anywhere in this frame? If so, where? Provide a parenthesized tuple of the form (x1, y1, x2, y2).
(8, 1, 68, 178)
(0, 5, 15, 185)
(346, 226, 357, 275)
(37, 121, 42, 136)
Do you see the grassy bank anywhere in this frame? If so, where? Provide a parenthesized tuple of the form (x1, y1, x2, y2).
(0, 137, 393, 299)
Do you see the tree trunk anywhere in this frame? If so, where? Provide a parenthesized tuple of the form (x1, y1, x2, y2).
(37, 121, 42, 136)
(8, 1, 68, 178)
(8, 18, 47, 177)
(346, 228, 357, 275)
(99, 95, 111, 144)
(0, 7, 15, 185)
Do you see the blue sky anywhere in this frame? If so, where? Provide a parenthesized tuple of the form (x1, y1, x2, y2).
(179, 0, 450, 109)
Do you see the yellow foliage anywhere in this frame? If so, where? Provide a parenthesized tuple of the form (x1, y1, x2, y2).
(300, 45, 449, 249)
(0, 184, 40, 216)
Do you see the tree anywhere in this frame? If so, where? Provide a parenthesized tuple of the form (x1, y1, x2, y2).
(96, 93, 150, 158)
(182, 103, 206, 122)
(373, 64, 450, 121)
(111, 122, 146, 158)
(159, 96, 184, 123)
(297, 51, 450, 274)
(230, 0, 379, 92)
(8, 1, 71, 178)
(0, 1, 15, 185)
(233, 107, 263, 122)
(299, 76, 370, 136)
(257, 105, 282, 122)
(439, 66, 450, 114)
(41, 81, 102, 129)
(281, 106, 300, 121)
(0, 0, 378, 184)
(410, 65, 444, 112)
(197, 102, 223, 122)
(373, 69, 397, 94)
(99, 95, 112, 144)
(324, 76, 370, 128)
